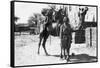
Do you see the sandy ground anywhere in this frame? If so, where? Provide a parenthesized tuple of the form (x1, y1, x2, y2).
(14, 30, 97, 66)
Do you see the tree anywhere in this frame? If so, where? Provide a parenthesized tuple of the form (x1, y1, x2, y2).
(28, 13, 42, 27)
(28, 13, 45, 33)
(28, 16, 36, 27)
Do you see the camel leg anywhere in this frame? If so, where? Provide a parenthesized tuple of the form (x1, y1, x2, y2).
(38, 34, 43, 54)
(42, 35, 49, 55)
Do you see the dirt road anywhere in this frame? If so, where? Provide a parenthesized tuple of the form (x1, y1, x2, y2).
(15, 34, 97, 66)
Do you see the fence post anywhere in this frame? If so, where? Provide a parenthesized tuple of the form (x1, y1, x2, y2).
(90, 27, 92, 47)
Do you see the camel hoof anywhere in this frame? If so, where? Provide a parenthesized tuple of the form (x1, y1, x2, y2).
(46, 53, 49, 56)
(37, 52, 40, 55)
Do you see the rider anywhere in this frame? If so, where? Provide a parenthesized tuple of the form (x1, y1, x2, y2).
(41, 7, 56, 31)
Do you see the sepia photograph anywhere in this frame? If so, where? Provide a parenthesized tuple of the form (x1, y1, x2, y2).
(11, 1, 98, 67)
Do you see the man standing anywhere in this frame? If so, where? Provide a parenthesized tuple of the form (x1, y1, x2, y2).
(60, 16, 72, 61)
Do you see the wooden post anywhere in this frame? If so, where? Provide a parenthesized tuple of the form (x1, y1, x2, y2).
(50, 35, 51, 45)
(90, 27, 92, 47)
(90, 15, 95, 47)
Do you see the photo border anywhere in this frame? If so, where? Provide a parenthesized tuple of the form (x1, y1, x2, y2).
(10, 1, 98, 67)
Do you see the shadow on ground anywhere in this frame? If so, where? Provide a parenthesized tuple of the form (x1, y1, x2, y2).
(48, 54, 97, 63)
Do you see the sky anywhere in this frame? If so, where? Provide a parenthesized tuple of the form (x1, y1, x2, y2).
(15, 2, 49, 24)
(15, 2, 97, 24)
